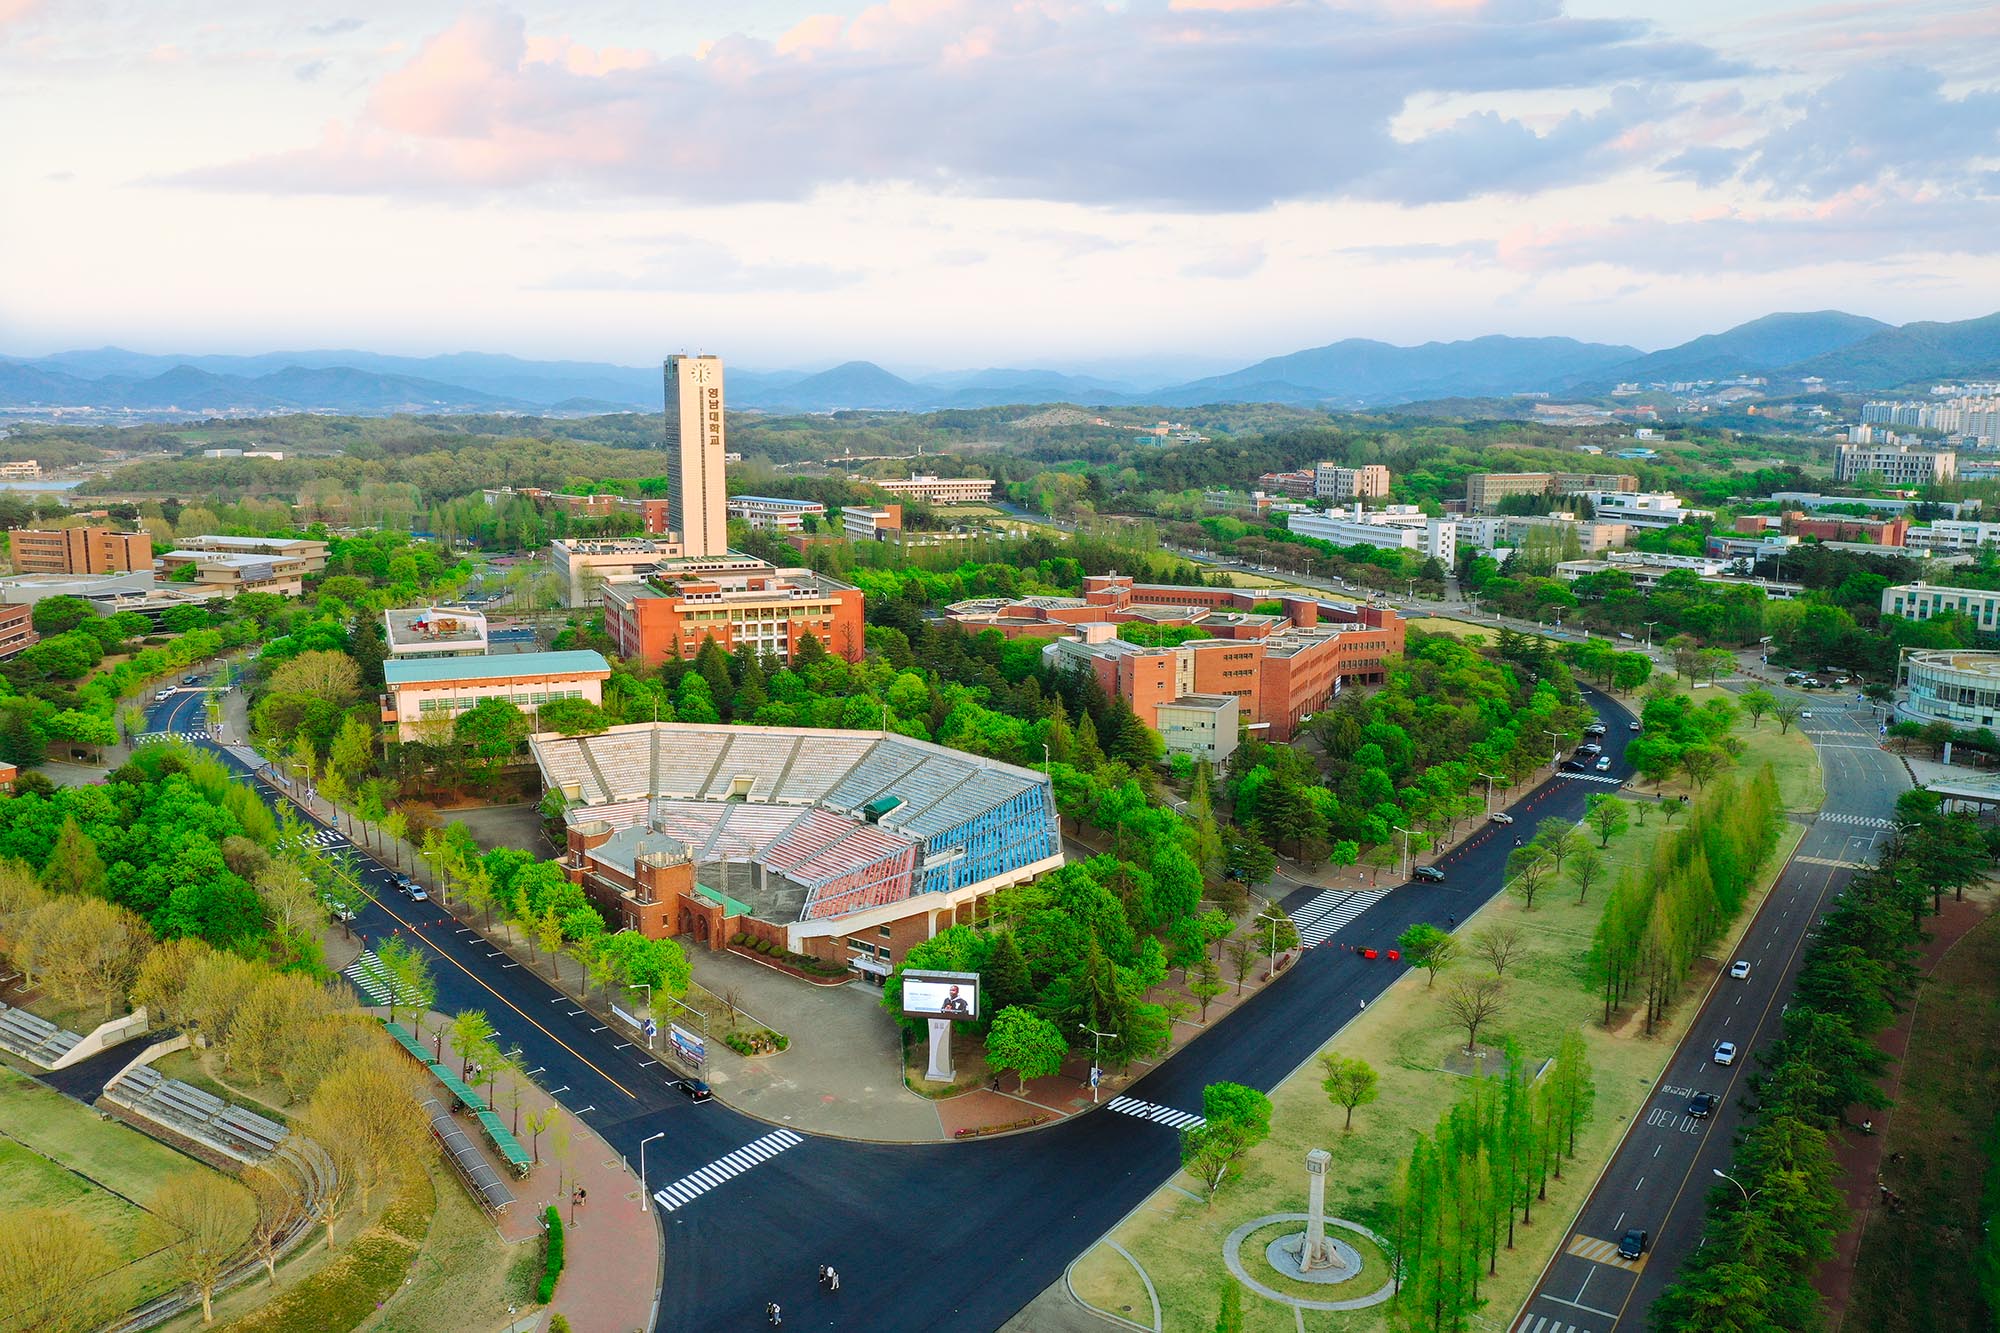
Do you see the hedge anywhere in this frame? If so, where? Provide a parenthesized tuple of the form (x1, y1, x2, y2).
(537, 1205, 566, 1303)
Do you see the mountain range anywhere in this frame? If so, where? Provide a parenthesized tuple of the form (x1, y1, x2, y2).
(5, 309, 1997, 419)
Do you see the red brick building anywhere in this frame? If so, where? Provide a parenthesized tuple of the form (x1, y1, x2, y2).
(602, 563, 865, 665)
(1734, 511, 1908, 547)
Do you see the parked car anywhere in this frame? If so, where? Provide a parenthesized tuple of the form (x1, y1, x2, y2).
(1585, 722, 1608, 736)
(155, 689, 172, 702)
(1688, 1091, 1716, 1118)
(397, 875, 427, 902)
(1412, 865, 1446, 883)
(182, 674, 199, 685)
(320, 896, 356, 923)
(1730, 959, 1751, 979)
(1713, 1041, 1737, 1066)
(670, 1077, 713, 1102)
(1594, 756, 1613, 772)
(1629, 720, 1642, 731)
(1579, 743, 1603, 757)
(1564, 758, 1590, 771)
(1489, 811, 1515, 825)
(1800, 710, 1814, 719)
(1618, 1228, 1650, 1260)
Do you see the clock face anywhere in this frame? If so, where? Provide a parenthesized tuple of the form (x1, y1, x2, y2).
(690, 362, 712, 384)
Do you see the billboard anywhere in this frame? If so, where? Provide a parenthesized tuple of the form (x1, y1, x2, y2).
(669, 1024, 705, 1067)
(901, 969, 980, 1021)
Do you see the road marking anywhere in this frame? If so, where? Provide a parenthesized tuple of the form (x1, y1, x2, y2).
(1105, 1095, 1207, 1130)
(1291, 889, 1389, 948)
(1795, 855, 1869, 869)
(1567, 1231, 1645, 1269)
(1554, 772, 1625, 785)
(653, 1128, 805, 1213)
(341, 950, 429, 1008)
(1815, 812, 1895, 829)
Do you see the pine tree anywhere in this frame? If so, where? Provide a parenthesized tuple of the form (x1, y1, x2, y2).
(983, 932, 1032, 1015)
(733, 652, 769, 717)
(41, 817, 107, 898)
(1041, 699, 1074, 764)
(694, 638, 733, 713)
(1072, 713, 1106, 771)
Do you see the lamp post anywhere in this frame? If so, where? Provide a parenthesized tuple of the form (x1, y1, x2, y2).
(1478, 772, 1503, 815)
(627, 983, 653, 1046)
(1078, 1024, 1116, 1103)
(1393, 824, 1413, 880)
(639, 1131, 666, 1211)
(1543, 729, 1563, 771)
(1712, 1167, 1760, 1203)
(1643, 620, 1661, 650)
(1255, 904, 1283, 975)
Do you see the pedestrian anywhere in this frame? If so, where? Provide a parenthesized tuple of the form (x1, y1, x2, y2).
(817, 1265, 829, 1287)
(828, 1269, 840, 1293)
(767, 1301, 782, 1326)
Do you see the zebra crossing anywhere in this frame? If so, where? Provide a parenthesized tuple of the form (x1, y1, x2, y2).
(1104, 1096, 1205, 1131)
(1290, 888, 1389, 949)
(1554, 771, 1623, 785)
(653, 1128, 804, 1213)
(1513, 1315, 1598, 1333)
(135, 730, 211, 744)
(1564, 1230, 1645, 1272)
(1816, 812, 1895, 830)
(341, 950, 428, 1008)
(282, 827, 347, 851)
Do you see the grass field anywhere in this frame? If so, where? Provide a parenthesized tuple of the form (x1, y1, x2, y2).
(1843, 905, 2000, 1333)
(0, 1064, 253, 1318)
(1075, 698, 1820, 1332)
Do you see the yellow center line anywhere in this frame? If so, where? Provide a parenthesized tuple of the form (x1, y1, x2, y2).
(257, 774, 641, 1102)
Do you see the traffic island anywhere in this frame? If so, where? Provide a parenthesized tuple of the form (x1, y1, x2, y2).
(1223, 1215, 1395, 1312)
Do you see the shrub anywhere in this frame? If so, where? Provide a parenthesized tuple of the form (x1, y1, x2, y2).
(536, 1206, 566, 1303)
(550, 1318, 572, 1333)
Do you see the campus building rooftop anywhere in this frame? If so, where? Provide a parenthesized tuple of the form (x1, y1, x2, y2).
(382, 649, 611, 687)
(384, 607, 488, 657)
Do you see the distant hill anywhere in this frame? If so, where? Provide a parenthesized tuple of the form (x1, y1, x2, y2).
(1150, 335, 1641, 408)
(747, 361, 928, 411)
(1576, 311, 1889, 388)
(0, 360, 510, 412)
(1781, 312, 2000, 387)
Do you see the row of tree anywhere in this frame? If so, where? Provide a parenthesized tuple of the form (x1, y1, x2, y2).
(1589, 768, 1783, 1031)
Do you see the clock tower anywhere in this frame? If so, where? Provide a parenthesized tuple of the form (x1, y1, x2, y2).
(663, 354, 727, 558)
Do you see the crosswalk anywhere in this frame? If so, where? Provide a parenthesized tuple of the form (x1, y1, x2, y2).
(1105, 1096, 1206, 1131)
(653, 1128, 804, 1213)
(1816, 812, 1895, 830)
(1555, 771, 1623, 785)
(1565, 1231, 1645, 1272)
(135, 730, 211, 744)
(282, 827, 347, 851)
(342, 950, 428, 1008)
(1513, 1315, 1598, 1333)
(1290, 887, 1389, 949)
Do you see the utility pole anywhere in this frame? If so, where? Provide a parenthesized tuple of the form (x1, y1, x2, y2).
(1392, 825, 1413, 880)
(1643, 620, 1661, 650)
(1478, 772, 1503, 815)
(1078, 1024, 1116, 1103)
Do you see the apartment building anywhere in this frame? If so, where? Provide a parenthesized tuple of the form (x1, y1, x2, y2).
(874, 474, 996, 505)
(1457, 514, 1631, 555)
(726, 496, 828, 532)
(1835, 443, 1957, 486)
(173, 534, 329, 574)
(842, 504, 904, 541)
(0, 461, 40, 479)
(8, 526, 152, 575)
(1312, 463, 1392, 500)
(155, 551, 307, 598)
(601, 560, 865, 666)
(1882, 582, 2000, 633)
(382, 650, 611, 741)
(1904, 521, 2000, 555)
(1462, 472, 1640, 511)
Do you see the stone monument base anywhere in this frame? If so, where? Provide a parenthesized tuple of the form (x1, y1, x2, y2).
(1267, 1233, 1364, 1286)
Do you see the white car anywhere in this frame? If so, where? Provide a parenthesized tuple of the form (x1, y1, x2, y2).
(1800, 710, 1814, 719)
(1489, 811, 1515, 825)
(1730, 960, 1751, 979)
(1713, 1042, 1737, 1066)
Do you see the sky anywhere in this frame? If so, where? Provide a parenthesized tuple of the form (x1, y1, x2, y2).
(2, 0, 1997, 376)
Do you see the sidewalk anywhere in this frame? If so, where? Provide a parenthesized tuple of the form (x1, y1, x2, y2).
(403, 1010, 661, 1333)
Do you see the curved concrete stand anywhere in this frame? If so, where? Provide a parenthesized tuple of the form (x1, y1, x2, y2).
(1223, 1213, 1397, 1313)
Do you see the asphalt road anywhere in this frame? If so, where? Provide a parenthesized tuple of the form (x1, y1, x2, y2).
(1511, 687, 1907, 1333)
(143, 680, 1638, 1332)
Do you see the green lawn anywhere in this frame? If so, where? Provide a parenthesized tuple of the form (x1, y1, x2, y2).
(1077, 702, 1820, 1331)
(0, 1065, 252, 1317)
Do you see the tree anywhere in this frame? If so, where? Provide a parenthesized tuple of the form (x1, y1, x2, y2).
(525, 1104, 560, 1166)
(1189, 956, 1226, 1021)
(300, 1048, 423, 1228)
(1319, 1052, 1379, 1130)
(1397, 922, 1458, 988)
(449, 1009, 498, 1080)
(984, 1006, 1068, 1092)
(537, 697, 609, 735)
(147, 1171, 255, 1324)
(982, 931, 1034, 1016)
(1584, 792, 1629, 848)
(1566, 844, 1606, 906)
(454, 697, 529, 760)
(1226, 934, 1256, 995)
(1202, 1081, 1273, 1136)
(0, 1208, 116, 1333)
(267, 650, 364, 705)
(376, 936, 434, 1029)
(1773, 700, 1803, 735)
(244, 1165, 306, 1287)
(39, 817, 106, 898)
(1678, 745, 1727, 790)
(1740, 688, 1775, 728)
(1441, 975, 1506, 1055)
(1508, 845, 1551, 910)
(1181, 1119, 1252, 1203)
(1531, 820, 1581, 875)
(1470, 923, 1526, 976)
(328, 715, 375, 782)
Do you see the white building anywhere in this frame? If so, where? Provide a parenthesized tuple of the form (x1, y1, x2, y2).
(1882, 582, 2000, 634)
(1897, 650, 2000, 730)
(874, 474, 996, 505)
(1581, 491, 1705, 530)
(551, 537, 685, 607)
(1835, 442, 1957, 486)
(1312, 463, 1391, 500)
(1556, 552, 1802, 599)
(1904, 522, 2000, 556)
(1288, 505, 1456, 564)
(665, 354, 728, 558)
(382, 650, 611, 741)
(842, 504, 904, 541)
(1153, 694, 1240, 765)
(725, 495, 827, 532)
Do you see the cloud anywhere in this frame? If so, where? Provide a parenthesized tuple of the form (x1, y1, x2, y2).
(1499, 192, 2000, 274)
(1733, 65, 2000, 198)
(539, 239, 861, 294)
(0, 0, 39, 26)
(168, 1, 1746, 211)
(295, 58, 329, 81)
(1181, 243, 1267, 278)
(308, 17, 365, 37)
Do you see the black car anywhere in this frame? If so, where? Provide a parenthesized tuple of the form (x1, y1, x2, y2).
(1564, 758, 1590, 771)
(183, 674, 199, 684)
(1687, 1091, 1716, 1118)
(670, 1077, 712, 1102)
(1618, 1227, 1649, 1260)
(1412, 865, 1446, 882)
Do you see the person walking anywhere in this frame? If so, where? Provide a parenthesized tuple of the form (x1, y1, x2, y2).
(767, 1301, 782, 1326)
(817, 1265, 829, 1287)
(827, 1268, 840, 1293)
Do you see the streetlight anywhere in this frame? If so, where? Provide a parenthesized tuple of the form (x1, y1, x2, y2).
(627, 983, 653, 1046)
(1543, 729, 1563, 770)
(1477, 772, 1504, 815)
(1712, 1168, 1760, 1203)
(639, 1131, 666, 1212)
(1643, 621, 1661, 650)
(1254, 904, 1284, 975)
(1078, 1024, 1117, 1103)
(1392, 824, 1413, 880)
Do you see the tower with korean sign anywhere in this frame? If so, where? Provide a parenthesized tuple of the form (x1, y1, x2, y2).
(664, 354, 728, 558)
